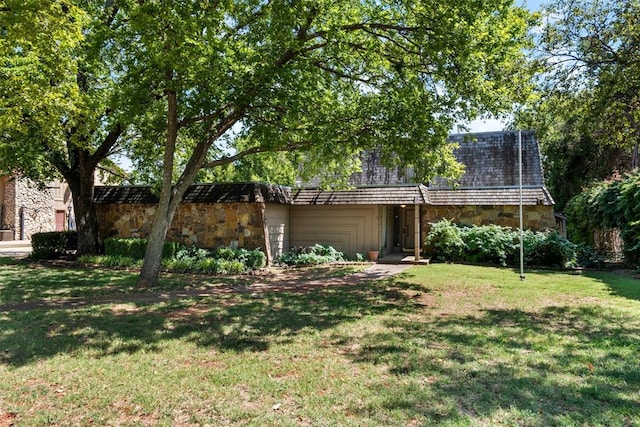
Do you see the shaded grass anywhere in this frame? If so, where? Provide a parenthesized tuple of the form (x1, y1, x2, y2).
(0, 262, 639, 425)
(0, 258, 361, 306)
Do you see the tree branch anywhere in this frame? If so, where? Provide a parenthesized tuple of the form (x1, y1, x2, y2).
(178, 103, 232, 128)
(88, 123, 123, 168)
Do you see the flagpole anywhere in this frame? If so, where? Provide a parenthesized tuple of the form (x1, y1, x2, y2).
(519, 131, 525, 281)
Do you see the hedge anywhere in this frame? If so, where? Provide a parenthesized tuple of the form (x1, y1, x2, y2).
(425, 220, 585, 268)
(31, 231, 77, 259)
(276, 244, 346, 266)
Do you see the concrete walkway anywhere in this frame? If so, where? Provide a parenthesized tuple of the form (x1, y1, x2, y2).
(0, 240, 31, 257)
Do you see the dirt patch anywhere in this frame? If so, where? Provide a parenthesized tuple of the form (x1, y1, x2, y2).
(0, 410, 16, 427)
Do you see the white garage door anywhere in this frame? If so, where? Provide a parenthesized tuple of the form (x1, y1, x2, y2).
(289, 205, 380, 260)
(264, 204, 290, 260)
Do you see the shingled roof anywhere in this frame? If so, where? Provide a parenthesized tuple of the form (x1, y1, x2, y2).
(433, 131, 544, 188)
(93, 132, 554, 207)
(291, 185, 429, 205)
(428, 186, 554, 206)
(94, 183, 292, 205)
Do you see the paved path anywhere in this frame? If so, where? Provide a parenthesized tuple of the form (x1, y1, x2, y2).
(0, 241, 31, 257)
(0, 263, 413, 312)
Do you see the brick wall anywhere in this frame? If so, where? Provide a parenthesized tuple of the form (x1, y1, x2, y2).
(96, 202, 268, 252)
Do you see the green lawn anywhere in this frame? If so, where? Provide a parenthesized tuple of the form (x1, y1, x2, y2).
(1, 259, 639, 426)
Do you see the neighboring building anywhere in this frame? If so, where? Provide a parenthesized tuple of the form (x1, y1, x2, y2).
(94, 131, 557, 261)
(0, 176, 74, 241)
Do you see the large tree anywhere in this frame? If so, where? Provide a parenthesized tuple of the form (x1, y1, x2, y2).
(0, 1, 127, 254)
(515, 0, 640, 209)
(109, 0, 536, 287)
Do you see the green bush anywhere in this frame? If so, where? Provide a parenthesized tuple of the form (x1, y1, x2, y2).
(424, 219, 466, 261)
(31, 231, 77, 259)
(276, 244, 346, 266)
(98, 238, 265, 273)
(104, 238, 181, 260)
(426, 220, 583, 268)
(162, 257, 245, 274)
(462, 224, 518, 266)
(566, 171, 640, 266)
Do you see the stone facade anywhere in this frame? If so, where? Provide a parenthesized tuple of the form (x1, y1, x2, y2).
(96, 202, 268, 253)
(423, 204, 556, 232)
(0, 176, 62, 240)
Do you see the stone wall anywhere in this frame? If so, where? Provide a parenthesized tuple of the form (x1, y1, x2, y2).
(96, 202, 269, 253)
(13, 177, 56, 240)
(423, 204, 557, 233)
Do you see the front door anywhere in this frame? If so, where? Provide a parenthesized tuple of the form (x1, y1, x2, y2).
(55, 210, 66, 231)
(403, 207, 415, 250)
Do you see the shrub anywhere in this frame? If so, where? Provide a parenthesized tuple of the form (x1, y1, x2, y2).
(31, 231, 77, 259)
(424, 219, 467, 262)
(276, 244, 346, 266)
(426, 220, 583, 268)
(461, 224, 518, 266)
(104, 238, 181, 260)
(98, 238, 265, 273)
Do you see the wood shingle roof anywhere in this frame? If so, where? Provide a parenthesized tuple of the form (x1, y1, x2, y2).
(291, 185, 429, 205)
(94, 183, 291, 205)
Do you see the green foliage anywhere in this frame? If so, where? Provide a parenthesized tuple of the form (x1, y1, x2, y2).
(426, 220, 581, 268)
(521, 230, 579, 268)
(78, 255, 141, 269)
(424, 219, 466, 261)
(30, 231, 77, 259)
(276, 244, 346, 267)
(463, 224, 518, 266)
(103, 238, 180, 260)
(514, 93, 633, 211)
(566, 171, 640, 265)
(99, 238, 265, 273)
(514, 0, 640, 211)
(162, 258, 245, 275)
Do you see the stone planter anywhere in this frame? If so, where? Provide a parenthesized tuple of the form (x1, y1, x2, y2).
(367, 250, 379, 262)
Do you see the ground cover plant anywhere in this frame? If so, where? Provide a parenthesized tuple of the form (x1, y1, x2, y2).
(276, 244, 347, 267)
(1, 258, 639, 425)
(79, 238, 266, 274)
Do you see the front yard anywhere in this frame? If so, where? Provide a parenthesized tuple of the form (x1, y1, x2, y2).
(1, 259, 638, 426)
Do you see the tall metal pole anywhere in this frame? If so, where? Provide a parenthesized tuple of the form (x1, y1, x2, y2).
(414, 196, 420, 261)
(519, 131, 525, 281)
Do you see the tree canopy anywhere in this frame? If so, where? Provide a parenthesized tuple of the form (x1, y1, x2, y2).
(514, 0, 640, 210)
(2, 1, 537, 285)
(0, 1, 127, 253)
(104, 0, 536, 286)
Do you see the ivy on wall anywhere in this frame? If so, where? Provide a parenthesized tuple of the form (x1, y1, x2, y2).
(566, 171, 640, 265)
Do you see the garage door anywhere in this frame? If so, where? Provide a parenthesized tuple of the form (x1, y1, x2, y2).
(264, 204, 290, 260)
(289, 205, 380, 260)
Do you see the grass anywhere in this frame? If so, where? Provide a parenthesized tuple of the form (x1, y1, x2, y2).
(1, 260, 639, 425)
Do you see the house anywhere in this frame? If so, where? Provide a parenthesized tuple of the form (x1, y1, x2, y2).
(94, 131, 556, 261)
(0, 176, 74, 241)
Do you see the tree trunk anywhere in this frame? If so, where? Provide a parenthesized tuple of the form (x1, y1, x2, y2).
(137, 74, 179, 288)
(65, 158, 101, 255)
(136, 196, 181, 287)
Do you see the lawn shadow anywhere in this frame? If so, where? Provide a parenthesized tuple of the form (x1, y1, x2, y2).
(0, 280, 413, 367)
(339, 295, 640, 425)
(583, 270, 640, 302)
